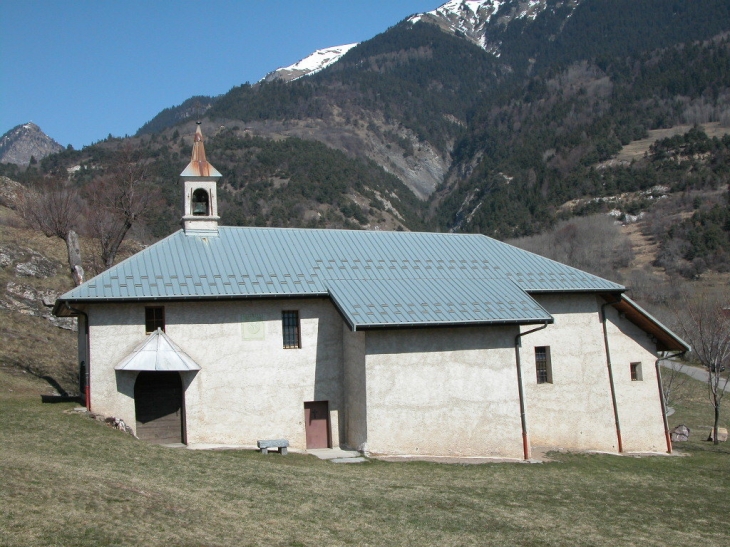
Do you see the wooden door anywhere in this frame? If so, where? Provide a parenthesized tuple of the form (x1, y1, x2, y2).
(304, 401, 330, 449)
(134, 372, 184, 444)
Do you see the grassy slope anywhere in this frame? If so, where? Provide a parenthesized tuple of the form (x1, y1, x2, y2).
(1, 368, 728, 547)
(0, 209, 77, 393)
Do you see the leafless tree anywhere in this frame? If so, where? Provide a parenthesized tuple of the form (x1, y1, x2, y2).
(85, 144, 161, 270)
(673, 292, 730, 445)
(660, 360, 689, 410)
(17, 177, 85, 285)
(508, 215, 632, 282)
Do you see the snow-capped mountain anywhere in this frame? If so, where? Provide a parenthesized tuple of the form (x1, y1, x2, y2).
(409, 0, 578, 53)
(0, 122, 63, 166)
(263, 2, 580, 84)
(263, 43, 359, 83)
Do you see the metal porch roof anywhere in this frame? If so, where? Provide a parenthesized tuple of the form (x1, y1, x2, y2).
(115, 328, 202, 372)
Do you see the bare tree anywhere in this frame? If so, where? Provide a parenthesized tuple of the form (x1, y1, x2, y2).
(85, 144, 161, 270)
(17, 177, 85, 285)
(660, 360, 689, 410)
(673, 292, 730, 445)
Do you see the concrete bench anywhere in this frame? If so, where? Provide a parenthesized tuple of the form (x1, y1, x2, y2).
(257, 439, 289, 455)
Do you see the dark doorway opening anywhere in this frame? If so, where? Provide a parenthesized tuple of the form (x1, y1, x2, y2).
(134, 372, 184, 444)
(304, 401, 331, 449)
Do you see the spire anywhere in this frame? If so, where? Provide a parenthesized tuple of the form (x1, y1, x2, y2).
(180, 122, 222, 178)
(180, 123, 221, 236)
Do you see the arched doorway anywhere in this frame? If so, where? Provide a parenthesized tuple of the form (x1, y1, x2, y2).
(134, 372, 184, 444)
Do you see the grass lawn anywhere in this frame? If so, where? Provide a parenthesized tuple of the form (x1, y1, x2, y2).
(1, 368, 728, 547)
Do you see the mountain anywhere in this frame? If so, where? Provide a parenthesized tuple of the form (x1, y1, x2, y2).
(263, 43, 359, 82)
(408, 0, 558, 52)
(0, 123, 63, 166)
(18, 0, 730, 277)
(137, 95, 218, 136)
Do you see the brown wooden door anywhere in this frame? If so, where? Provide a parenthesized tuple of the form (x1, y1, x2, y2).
(134, 372, 183, 444)
(304, 401, 330, 449)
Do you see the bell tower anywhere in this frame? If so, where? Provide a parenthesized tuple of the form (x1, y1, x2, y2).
(180, 122, 222, 235)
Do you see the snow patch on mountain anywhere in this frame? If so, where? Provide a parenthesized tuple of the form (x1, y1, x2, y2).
(263, 43, 359, 83)
(408, 1, 568, 52)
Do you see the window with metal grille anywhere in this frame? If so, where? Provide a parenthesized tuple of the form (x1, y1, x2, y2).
(535, 346, 552, 384)
(145, 306, 165, 334)
(630, 362, 643, 381)
(282, 311, 300, 349)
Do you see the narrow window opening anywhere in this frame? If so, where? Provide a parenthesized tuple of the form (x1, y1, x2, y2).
(535, 346, 552, 384)
(630, 362, 643, 381)
(191, 188, 209, 216)
(282, 311, 300, 349)
(145, 306, 165, 334)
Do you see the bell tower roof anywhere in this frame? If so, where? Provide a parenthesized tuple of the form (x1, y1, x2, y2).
(180, 123, 222, 178)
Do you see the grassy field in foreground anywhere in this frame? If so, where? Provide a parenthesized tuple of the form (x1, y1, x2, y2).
(1, 368, 728, 547)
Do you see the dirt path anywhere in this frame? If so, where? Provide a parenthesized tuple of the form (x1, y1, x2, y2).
(622, 222, 659, 269)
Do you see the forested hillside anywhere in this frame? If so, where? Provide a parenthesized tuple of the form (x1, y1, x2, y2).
(5, 0, 730, 283)
(0, 125, 425, 241)
(439, 34, 730, 237)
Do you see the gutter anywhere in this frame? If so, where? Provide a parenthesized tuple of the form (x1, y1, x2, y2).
(654, 351, 687, 454)
(65, 303, 90, 411)
(514, 323, 549, 460)
(601, 301, 623, 453)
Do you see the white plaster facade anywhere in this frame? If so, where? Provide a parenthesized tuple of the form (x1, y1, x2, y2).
(77, 292, 674, 458)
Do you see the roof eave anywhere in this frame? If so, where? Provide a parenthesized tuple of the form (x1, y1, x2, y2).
(350, 317, 554, 332)
(607, 295, 690, 353)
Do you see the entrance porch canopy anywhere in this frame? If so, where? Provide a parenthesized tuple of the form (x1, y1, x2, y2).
(115, 328, 202, 372)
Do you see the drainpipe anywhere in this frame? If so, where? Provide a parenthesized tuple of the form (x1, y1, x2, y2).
(655, 351, 686, 454)
(67, 304, 90, 411)
(601, 302, 623, 453)
(515, 323, 549, 461)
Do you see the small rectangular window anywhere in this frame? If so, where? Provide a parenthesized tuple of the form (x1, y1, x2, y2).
(145, 306, 165, 334)
(630, 362, 643, 381)
(535, 346, 552, 384)
(282, 311, 300, 349)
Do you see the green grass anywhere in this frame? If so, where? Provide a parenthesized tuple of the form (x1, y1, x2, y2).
(1, 369, 729, 547)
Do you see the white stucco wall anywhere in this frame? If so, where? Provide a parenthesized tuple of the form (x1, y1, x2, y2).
(84, 292, 667, 457)
(602, 305, 667, 453)
(522, 294, 666, 454)
(522, 294, 620, 452)
(342, 327, 367, 450)
(362, 326, 524, 458)
(87, 298, 345, 449)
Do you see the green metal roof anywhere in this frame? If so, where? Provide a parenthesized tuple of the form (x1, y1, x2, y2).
(55, 227, 625, 328)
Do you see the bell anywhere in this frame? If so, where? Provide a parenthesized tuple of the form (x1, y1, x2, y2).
(192, 201, 207, 215)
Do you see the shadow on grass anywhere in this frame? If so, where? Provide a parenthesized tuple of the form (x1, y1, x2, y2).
(674, 440, 730, 456)
(40, 374, 81, 403)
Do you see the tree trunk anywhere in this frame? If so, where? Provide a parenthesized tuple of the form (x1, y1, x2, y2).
(64, 230, 84, 286)
(713, 405, 720, 445)
(103, 220, 133, 270)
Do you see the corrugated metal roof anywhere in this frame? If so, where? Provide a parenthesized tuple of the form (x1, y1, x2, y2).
(56, 227, 625, 327)
(328, 278, 552, 329)
(115, 328, 202, 371)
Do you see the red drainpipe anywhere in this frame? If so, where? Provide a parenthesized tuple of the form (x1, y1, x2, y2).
(655, 351, 686, 454)
(68, 304, 90, 411)
(601, 301, 623, 453)
(515, 323, 549, 460)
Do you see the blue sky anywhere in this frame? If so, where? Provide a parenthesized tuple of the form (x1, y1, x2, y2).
(1, 1, 443, 149)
